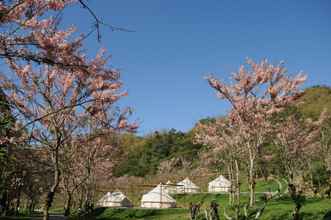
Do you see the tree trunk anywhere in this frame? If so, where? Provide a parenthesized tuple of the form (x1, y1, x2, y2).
(249, 157, 256, 207)
(292, 205, 301, 220)
(64, 192, 72, 216)
(43, 191, 54, 220)
(15, 188, 22, 216)
(28, 199, 34, 216)
(0, 190, 8, 216)
(78, 188, 84, 209)
(234, 159, 241, 220)
(288, 183, 303, 220)
(227, 165, 233, 205)
(43, 152, 60, 220)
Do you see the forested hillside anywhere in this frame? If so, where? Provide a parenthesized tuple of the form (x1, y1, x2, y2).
(113, 129, 204, 177)
(113, 86, 331, 178)
(297, 86, 331, 119)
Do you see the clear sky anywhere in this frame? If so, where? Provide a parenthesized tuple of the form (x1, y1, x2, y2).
(64, 0, 331, 134)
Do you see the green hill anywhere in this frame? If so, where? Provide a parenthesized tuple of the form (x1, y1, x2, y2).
(112, 86, 331, 178)
(113, 129, 204, 177)
(297, 85, 331, 119)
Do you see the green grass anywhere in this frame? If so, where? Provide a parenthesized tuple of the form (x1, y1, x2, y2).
(0, 210, 42, 220)
(49, 207, 65, 215)
(82, 195, 331, 220)
(175, 193, 230, 208)
(0, 218, 32, 220)
(261, 197, 331, 220)
(90, 208, 187, 220)
(4, 194, 330, 220)
(240, 179, 283, 192)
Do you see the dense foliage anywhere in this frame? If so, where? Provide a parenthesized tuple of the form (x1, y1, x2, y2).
(113, 129, 204, 177)
(113, 86, 331, 179)
(0, 1, 137, 219)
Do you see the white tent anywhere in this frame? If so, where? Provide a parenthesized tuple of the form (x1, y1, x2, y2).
(141, 184, 176, 208)
(164, 180, 177, 194)
(176, 178, 199, 193)
(97, 191, 132, 208)
(208, 175, 231, 192)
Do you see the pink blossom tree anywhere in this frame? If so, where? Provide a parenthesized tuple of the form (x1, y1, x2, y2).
(273, 109, 328, 219)
(195, 117, 244, 217)
(69, 124, 124, 214)
(205, 59, 306, 206)
(0, 1, 137, 219)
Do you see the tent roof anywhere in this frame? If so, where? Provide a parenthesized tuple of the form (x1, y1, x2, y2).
(141, 184, 176, 203)
(166, 180, 172, 184)
(209, 175, 231, 185)
(177, 178, 199, 189)
(99, 191, 129, 203)
(98, 192, 111, 202)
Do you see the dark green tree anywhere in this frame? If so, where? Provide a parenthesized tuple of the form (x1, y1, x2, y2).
(0, 88, 16, 215)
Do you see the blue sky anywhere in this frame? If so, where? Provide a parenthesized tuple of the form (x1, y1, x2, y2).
(64, 0, 331, 134)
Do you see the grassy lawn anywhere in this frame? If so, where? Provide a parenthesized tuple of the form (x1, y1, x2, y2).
(3, 195, 330, 220)
(75, 194, 330, 220)
(88, 208, 188, 220)
(240, 178, 285, 193)
(0, 218, 32, 220)
(0, 213, 40, 220)
(175, 193, 230, 208)
(261, 197, 331, 220)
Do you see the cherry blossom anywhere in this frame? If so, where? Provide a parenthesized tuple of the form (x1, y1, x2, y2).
(202, 59, 306, 206)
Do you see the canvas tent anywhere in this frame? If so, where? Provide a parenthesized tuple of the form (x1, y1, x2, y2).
(97, 191, 132, 208)
(208, 175, 231, 192)
(176, 178, 199, 193)
(164, 180, 177, 194)
(141, 183, 176, 208)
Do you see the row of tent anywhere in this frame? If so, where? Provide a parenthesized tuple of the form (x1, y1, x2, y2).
(97, 175, 231, 209)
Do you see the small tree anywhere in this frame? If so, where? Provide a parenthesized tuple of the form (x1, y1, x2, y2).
(320, 117, 331, 191)
(206, 59, 306, 206)
(195, 117, 243, 217)
(0, 88, 25, 216)
(273, 110, 328, 219)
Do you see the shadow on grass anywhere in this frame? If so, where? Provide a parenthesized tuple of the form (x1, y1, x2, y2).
(323, 211, 331, 220)
(83, 208, 163, 220)
(272, 195, 328, 203)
